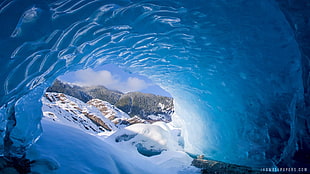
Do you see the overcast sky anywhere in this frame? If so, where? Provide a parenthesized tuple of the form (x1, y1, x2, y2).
(59, 64, 171, 97)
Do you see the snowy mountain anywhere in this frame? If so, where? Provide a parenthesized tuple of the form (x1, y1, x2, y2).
(42, 92, 117, 135)
(116, 92, 173, 121)
(87, 99, 149, 127)
(42, 92, 161, 133)
(47, 79, 122, 104)
(47, 79, 174, 121)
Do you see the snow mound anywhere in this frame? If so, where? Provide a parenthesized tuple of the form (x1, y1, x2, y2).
(27, 119, 178, 174)
(109, 122, 184, 157)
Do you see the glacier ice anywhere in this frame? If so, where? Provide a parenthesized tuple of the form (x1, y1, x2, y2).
(0, 0, 308, 169)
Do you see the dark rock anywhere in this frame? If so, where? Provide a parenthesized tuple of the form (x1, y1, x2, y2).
(0, 156, 33, 174)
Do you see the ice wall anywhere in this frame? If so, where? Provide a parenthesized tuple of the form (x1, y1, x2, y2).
(0, 0, 307, 168)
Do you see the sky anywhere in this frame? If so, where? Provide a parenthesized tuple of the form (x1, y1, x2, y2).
(59, 64, 172, 97)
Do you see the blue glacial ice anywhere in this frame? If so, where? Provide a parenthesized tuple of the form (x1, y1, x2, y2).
(0, 0, 308, 169)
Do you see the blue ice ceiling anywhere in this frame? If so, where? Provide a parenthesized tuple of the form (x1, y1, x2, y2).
(0, 0, 309, 168)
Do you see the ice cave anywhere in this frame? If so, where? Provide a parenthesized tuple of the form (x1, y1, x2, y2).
(0, 0, 309, 173)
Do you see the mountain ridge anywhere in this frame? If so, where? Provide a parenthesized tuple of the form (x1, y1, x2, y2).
(47, 79, 174, 120)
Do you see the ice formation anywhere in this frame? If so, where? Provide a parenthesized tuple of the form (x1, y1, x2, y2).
(0, 0, 308, 169)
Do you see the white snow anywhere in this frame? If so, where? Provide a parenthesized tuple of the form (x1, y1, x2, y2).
(36, 92, 199, 173)
(109, 122, 183, 152)
(27, 119, 165, 174)
(27, 119, 199, 174)
(42, 92, 116, 135)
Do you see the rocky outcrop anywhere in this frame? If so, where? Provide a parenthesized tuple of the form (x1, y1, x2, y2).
(42, 93, 156, 135)
(47, 80, 174, 121)
(42, 92, 116, 134)
(87, 99, 130, 121)
(87, 99, 151, 126)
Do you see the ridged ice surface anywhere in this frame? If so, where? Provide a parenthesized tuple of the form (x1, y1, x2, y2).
(0, 0, 305, 168)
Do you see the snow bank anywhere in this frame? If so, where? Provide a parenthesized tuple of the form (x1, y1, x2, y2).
(27, 119, 199, 173)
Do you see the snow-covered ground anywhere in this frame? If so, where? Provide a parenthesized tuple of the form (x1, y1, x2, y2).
(29, 92, 199, 173)
(42, 92, 117, 135)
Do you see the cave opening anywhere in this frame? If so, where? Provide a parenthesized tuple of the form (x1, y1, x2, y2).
(42, 63, 178, 131)
(29, 64, 199, 173)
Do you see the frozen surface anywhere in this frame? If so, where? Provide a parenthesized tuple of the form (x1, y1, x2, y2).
(27, 119, 198, 174)
(109, 122, 184, 156)
(0, 0, 308, 169)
